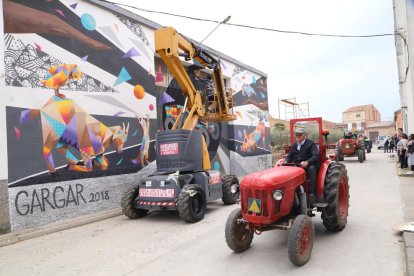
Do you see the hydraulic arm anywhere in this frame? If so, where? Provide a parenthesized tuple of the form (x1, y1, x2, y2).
(155, 27, 236, 131)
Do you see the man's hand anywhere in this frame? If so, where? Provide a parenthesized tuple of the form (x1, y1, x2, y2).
(300, 161, 309, 168)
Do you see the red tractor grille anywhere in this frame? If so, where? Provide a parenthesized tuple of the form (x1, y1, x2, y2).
(241, 188, 269, 217)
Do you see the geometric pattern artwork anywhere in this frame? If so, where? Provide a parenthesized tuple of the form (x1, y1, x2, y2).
(20, 96, 130, 174)
(98, 26, 122, 47)
(114, 67, 132, 86)
(115, 14, 151, 47)
(40, 64, 83, 98)
(4, 34, 118, 93)
(232, 65, 244, 77)
(122, 47, 140, 58)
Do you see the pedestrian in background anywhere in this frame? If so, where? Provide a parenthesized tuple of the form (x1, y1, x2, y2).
(384, 138, 389, 153)
(407, 134, 414, 172)
(398, 128, 408, 139)
(389, 137, 395, 153)
(397, 134, 408, 169)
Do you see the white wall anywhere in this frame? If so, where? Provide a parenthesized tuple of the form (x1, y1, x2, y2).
(0, 0, 8, 180)
(394, 0, 414, 134)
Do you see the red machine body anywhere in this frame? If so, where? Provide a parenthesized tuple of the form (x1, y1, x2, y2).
(240, 166, 306, 226)
(225, 117, 350, 266)
(339, 139, 358, 155)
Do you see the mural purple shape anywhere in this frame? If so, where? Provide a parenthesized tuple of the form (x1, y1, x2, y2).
(60, 116, 79, 148)
(87, 126, 102, 153)
(113, 111, 125, 117)
(20, 109, 31, 124)
(122, 47, 140, 58)
(158, 92, 175, 106)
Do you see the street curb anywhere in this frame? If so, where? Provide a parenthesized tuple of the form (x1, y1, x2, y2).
(0, 209, 122, 248)
(404, 232, 414, 276)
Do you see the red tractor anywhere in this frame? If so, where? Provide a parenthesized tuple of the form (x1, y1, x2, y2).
(225, 117, 349, 266)
(335, 133, 366, 163)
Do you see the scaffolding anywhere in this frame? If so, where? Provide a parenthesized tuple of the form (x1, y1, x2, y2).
(278, 97, 310, 122)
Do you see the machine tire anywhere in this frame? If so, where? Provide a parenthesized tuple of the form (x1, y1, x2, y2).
(222, 175, 240, 205)
(225, 209, 254, 252)
(335, 142, 344, 161)
(358, 150, 363, 163)
(367, 142, 371, 153)
(288, 214, 314, 266)
(121, 187, 149, 219)
(321, 163, 350, 232)
(177, 184, 206, 223)
(363, 150, 366, 161)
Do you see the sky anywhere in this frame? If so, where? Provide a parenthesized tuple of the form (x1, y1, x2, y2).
(113, 0, 400, 123)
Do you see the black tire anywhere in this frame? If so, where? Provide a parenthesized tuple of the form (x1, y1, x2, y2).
(358, 150, 363, 163)
(222, 175, 240, 205)
(363, 150, 366, 161)
(335, 142, 343, 162)
(225, 209, 254, 252)
(177, 184, 206, 223)
(121, 187, 149, 219)
(288, 214, 314, 266)
(321, 163, 350, 232)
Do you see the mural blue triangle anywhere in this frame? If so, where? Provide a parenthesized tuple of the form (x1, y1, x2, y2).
(70, 3, 78, 9)
(114, 67, 132, 86)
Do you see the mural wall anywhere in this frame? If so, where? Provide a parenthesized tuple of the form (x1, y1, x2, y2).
(220, 60, 272, 175)
(2, 0, 270, 231)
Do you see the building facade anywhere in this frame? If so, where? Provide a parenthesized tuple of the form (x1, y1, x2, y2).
(0, 0, 270, 232)
(342, 104, 381, 135)
(365, 121, 396, 140)
(393, 0, 414, 135)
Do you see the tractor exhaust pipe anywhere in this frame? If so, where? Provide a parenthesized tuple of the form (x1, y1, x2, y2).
(299, 186, 307, 215)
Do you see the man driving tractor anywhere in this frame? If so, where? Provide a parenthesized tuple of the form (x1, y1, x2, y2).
(284, 128, 320, 203)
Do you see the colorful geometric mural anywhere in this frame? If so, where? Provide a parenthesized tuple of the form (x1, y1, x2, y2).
(20, 95, 129, 174)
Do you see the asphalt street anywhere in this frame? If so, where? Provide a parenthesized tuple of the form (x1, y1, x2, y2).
(0, 148, 407, 276)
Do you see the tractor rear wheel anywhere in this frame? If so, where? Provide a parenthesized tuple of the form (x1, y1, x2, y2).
(288, 214, 314, 266)
(121, 187, 149, 219)
(358, 150, 363, 163)
(322, 163, 350, 231)
(177, 184, 206, 223)
(222, 175, 240, 205)
(225, 209, 254, 252)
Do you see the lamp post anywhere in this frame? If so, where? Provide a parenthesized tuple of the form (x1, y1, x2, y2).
(199, 15, 231, 45)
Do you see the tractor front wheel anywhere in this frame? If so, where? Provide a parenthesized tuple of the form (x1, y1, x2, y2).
(222, 175, 240, 205)
(225, 209, 254, 252)
(358, 150, 364, 163)
(121, 187, 149, 219)
(177, 184, 206, 223)
(288, 214, 314, 266)
(322, 163, 350, 231)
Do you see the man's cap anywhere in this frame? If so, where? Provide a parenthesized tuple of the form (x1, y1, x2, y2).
(295, 128, 306, 134)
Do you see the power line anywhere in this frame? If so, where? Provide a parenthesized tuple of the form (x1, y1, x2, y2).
(98, 0, 397, 38)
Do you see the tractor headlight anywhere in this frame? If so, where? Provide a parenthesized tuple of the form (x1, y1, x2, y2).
(272, 190, 283, 201)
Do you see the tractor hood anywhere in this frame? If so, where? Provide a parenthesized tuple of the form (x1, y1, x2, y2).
(241, 166, 306, 190)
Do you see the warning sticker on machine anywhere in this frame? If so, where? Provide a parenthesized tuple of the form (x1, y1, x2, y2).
(160, 143, 179, 155)
(139, 188, 175, 198)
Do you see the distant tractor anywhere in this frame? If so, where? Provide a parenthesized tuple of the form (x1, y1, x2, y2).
(225, 117, 350, 266)
(335, 133, 366, 163)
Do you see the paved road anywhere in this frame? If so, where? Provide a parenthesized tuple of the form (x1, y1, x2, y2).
(0, 148, 406, 275)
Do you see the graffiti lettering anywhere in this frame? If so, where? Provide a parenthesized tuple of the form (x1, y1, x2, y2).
(14, 184, 95, 216)
(88, 191, 110, 202)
